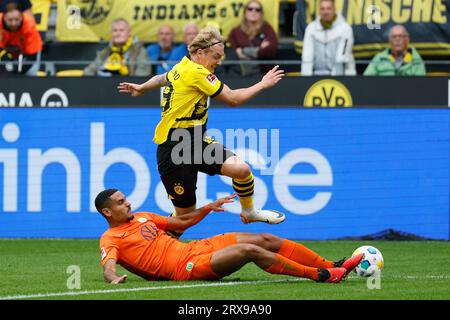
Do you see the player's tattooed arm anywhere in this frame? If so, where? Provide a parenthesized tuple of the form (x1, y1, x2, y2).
(103, 259, 128, 284)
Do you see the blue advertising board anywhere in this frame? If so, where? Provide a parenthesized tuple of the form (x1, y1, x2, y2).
(0, 108, 449, 239)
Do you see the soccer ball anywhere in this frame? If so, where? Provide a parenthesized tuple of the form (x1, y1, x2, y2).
(352, 245, 384, 277)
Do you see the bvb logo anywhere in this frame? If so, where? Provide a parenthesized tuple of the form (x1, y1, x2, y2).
(303, 79, 353, 108)
(67, 0, 114, 25)
(174, 184, 185, 195)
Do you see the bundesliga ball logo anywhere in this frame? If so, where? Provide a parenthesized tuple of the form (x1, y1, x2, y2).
(352, 245, 384, 277)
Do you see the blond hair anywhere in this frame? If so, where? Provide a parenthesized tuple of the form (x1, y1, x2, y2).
(188, 25, 224, 55)
(240, 0, 265, 40)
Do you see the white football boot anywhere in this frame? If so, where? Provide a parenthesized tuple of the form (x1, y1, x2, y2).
(240, 209, 286, 224)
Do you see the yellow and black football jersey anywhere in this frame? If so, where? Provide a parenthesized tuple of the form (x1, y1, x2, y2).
(153, 56, 224, 144)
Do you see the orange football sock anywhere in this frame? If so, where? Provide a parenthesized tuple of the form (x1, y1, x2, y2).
(264, 253, 319, 281)
(277, 240, 334, 269)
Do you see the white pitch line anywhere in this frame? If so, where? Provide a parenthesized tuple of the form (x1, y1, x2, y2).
(404, 275, 450, 280)
(347, 275, 450, 280)
(0, 278, 304, 300)
(2, 275, 449, 300)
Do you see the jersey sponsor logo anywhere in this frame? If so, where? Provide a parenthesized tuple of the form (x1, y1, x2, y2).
(303, 79, 353, 108)
(206, 74, 217, 85)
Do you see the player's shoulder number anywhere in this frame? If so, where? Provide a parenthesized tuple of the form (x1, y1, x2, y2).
(170, 69, 180, 81)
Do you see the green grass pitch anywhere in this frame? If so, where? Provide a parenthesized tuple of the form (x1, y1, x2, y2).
(1, 239, 449, 300)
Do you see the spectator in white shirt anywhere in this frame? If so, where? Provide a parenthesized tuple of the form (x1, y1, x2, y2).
(301, 0, 356, 76)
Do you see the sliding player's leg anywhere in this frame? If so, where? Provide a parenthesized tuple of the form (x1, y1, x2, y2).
(208, 243, 346, 283)
(235, 232, 334, 268)
(235, 232, 364, 276)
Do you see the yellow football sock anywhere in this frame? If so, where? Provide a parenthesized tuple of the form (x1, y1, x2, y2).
(232, 173, 255, 211)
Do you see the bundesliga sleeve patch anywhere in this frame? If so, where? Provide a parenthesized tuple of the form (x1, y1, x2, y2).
(206, 74, 217, 85)
(101, 246, 107, 260)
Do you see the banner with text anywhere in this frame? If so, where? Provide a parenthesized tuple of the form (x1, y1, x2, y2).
(1, 108, 448, 239)
(0, 77, 448, 108)
(295, 0, 450, 57)
(56, 0, 279, 42)
(31, 0, 52, 32)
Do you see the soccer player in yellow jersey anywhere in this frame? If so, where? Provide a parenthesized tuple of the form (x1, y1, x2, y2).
(118, 26, 285, 235)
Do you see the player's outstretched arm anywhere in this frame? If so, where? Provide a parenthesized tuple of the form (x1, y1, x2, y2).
(103, 258, 128, 284)
(166, 194, 236, 231)
(215, 65, 284, 107)
(117, 73, 168, 97)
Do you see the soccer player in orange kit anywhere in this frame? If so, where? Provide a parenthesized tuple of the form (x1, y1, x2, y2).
(96, 189, 364, 284)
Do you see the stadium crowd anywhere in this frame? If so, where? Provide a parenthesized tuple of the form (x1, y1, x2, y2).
(0, 0, 442, 77)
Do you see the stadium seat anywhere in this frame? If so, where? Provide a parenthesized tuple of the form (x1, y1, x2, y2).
(56, 69, 84, 77)
(426, 72, 450, 76)
(41, 42, 106, 75)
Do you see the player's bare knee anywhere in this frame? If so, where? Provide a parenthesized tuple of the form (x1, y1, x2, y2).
(235, 163, 252, 180)
(240, 243, 265, 259)
(260, 233, 283, 251)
